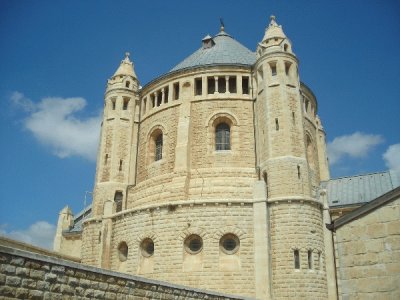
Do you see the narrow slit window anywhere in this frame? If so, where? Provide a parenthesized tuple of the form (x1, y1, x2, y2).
(114, 191, 123, 213)
(173, 83, 180, 100)
(125, 81, 130, 88)
(258, 67, 264, 83)
(284, 44, 288, 52)
(218, 77, 226, 93)
(215, 123, 230, 151)
(164, 87, 169, 103)
(275, 118, 279, 131)
(292, 112, 295, 124)
(111, 99, 116, 110)
(318, 252, 322, 270)
(285, 62, 291, 76)
(308, 250, 313, 269)
(104, 154, 109, 165)
(270, 62, 277, 76)
(263, 172, 269, 198)
(207, 77, 215, 94)
(228, 76, 237, 93)
(294, 250, 300, 269)
(119, 160, 123, 171)
(195, 78, 202, 95)
(155, 134, 163, 161)
(123, 98, 129, 110)
(142, 98, 147, 114)
(157, 91, 162, 107)
(151, 94, 155, 108)
(242, 77, 249, 94)
(297, 165, 301, 179)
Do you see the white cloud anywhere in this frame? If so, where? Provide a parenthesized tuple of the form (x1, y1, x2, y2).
(328, 132, 384, 165)
(383, 143, 400, 178)
(0, 221, 56, 250)
(10, 91, 36, 112)
(12, 92, 101, 161)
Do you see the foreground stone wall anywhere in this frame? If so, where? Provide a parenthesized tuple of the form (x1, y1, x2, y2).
(334, 197, 400, 299)
(0, 245, 252, 300)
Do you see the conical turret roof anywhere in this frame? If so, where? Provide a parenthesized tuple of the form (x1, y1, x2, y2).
(170, 28, 255, 72)
(262, 15, 287, 41)
(113, 52, 137, 78)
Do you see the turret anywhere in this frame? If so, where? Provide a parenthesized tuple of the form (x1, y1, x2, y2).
(91, 53, 140, 218)
(254, 16, 328, 299)
(53, 206, 73, 251)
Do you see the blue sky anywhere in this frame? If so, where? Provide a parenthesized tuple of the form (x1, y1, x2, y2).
(0, 0, 399, 249)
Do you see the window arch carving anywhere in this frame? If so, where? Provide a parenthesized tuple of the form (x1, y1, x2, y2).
(207, 112, 238, 153)
(147, 125, 166, 163)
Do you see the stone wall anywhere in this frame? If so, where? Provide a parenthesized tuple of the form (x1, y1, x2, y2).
(106, 204, 255, 297)
(0, 245, 252, 300)
(334, 197, 400, 299)
(269, 201, 328, 299)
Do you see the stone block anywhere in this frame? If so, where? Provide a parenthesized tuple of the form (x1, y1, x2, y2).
(15, 287, 29, 299)
(29, 269, 45, 280)
(0, 285, 15, 297)
(37, 280, 50, 290)
(10, 257, 25, 266)
(51, 265, 65, 273)
(16, 267, 30, 276)
(21, 278, 37, 288)
(1, 264, 16, 274)
(45, 272, 58, 282)
(6, 275, 22, 287)
(28, 289, 44, 300)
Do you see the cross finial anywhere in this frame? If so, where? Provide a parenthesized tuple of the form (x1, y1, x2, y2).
(125, 52, 130, 59)
(220, 18, 225, 31)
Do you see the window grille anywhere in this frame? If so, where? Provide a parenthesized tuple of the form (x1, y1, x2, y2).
(155, 134, 163, 161)
(215, 123, 230, 150)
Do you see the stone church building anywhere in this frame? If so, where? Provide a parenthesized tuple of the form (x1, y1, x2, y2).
(54, 17, 400, 299)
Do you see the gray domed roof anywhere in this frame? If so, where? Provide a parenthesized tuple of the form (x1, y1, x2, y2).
(170, 30, 256, 72)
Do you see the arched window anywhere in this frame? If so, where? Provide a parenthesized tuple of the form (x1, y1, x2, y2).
(215, 123, 230, 150)
(155, 133, 163, 161)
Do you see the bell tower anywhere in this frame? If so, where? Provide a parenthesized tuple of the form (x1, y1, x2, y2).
(92, 52, 140, 217)
(85, 53, 140, 268)
(254, 16, 328, 298)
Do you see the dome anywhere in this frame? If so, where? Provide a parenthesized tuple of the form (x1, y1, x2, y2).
(170, 29, 256, 72)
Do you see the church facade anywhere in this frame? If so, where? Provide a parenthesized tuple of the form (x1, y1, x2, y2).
(54, 17, 400, 299)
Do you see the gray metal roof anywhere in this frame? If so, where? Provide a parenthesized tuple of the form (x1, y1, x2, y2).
(170, 30, 256, 72)
(321, 170, 400, 208)
(63, 205, 92, 234)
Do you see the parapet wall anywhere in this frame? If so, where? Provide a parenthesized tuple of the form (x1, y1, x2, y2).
(0, 245, 252, 300)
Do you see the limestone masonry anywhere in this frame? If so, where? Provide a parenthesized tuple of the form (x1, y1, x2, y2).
(52, 16, 400, 299)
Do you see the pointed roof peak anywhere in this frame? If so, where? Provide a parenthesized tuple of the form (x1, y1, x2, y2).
(262, 15, 287, 41)
(219, 18, 225, 33)
(113, 52, 137, 78)
(269, 15, 277, 26)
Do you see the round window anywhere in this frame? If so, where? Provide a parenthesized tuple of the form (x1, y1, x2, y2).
(140, 238, 154, 257)
(184, 234, 203, 254)
(220, 234, 240, 254)
(118, 242, 128, 262)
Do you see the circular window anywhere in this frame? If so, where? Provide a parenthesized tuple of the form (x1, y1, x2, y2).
(118, 242, 128, 262)
(140, 238, 154, 257)
(184, 234, 203, 254)
(220, 234, 240, 254)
